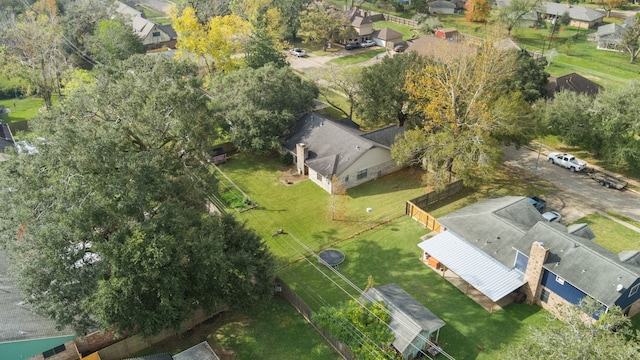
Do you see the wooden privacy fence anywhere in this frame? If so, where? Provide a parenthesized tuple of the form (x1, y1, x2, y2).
(275, 276, 354, 360)
(406, 180, 463, 232)
(367, 11, 419, 28)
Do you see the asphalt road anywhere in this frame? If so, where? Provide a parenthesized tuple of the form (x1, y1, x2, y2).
(503, 145, 640, 224)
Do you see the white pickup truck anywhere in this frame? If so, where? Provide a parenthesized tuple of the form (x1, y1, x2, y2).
(547, 152, 587, 172)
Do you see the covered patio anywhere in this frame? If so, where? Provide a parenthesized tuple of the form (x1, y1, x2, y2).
(418, 231, 526, 312)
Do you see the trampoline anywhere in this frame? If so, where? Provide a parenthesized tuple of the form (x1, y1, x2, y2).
(318, 249, 345, 268)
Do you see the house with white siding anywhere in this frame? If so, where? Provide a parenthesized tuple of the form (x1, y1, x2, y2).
(284, 113, 404, 193)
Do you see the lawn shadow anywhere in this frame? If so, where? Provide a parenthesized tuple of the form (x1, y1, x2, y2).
(346, 168, 425, 199)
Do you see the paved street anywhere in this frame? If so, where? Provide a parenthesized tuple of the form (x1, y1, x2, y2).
(503, 145, 640, 224)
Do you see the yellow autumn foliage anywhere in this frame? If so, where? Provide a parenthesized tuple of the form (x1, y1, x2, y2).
(169, 6, 251, 73)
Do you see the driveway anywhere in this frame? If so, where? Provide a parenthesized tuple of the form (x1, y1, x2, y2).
(503, 145, 640, 223)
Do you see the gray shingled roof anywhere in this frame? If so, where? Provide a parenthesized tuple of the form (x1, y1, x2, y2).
(436, 196, 640, 308)
(514, 222, 640, 307)
(597, 23, 624, 38)
(362, 284, 445, 355)
(377, 27, 403, 41)
(284, 113, 404, 178)
(174, 341, 220, 360)
(437, 196, 543, 266)
(545, 2, 604, 22)
(0, 252, 74, 343)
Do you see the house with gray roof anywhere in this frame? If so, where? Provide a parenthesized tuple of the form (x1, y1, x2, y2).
(417, 196, 640, 318)
(596, 15, 636, 51)
(115, 1, 177, 49)
(429, 1, 456, 14)
(285, 113, 404, 193)
(362, 284, 445, 360)
(543, 2, 605, 29)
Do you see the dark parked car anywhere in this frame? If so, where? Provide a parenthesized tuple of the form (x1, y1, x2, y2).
(345, 43, 361, 50)
(393, 44, 406, 52)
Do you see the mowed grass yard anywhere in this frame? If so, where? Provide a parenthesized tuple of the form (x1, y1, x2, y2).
(215, 154, 558, 359)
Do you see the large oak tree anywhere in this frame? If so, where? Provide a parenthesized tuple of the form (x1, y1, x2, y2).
(393, 38, 535, 190)
(0, 55, 275, 336)
(208, 64, 318, 153)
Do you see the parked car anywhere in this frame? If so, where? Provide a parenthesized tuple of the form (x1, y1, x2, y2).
(361, 40, 376, 48)
(393, 44, 406, 52)
(527, 197, 546, 213)
(290, 48, 306, 57)
(542, 211, 562, 223)
(345, 43, 361, 50)
(547, 152, 587, 172)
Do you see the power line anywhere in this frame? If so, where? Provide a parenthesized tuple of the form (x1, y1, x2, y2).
(281, 230, 455, 360)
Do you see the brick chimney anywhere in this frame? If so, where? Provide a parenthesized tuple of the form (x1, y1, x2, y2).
(523, 241, 549, 304)
(296, 143, 308, 175)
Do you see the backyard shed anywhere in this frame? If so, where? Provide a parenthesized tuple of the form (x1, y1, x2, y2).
(362, 284, 445, 359)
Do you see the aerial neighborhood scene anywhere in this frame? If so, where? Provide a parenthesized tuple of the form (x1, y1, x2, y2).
(2, 0, 640, 358)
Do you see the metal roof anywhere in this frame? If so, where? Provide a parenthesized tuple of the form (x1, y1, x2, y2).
(418, 231, 526, 302)
(363, 284, 445, 354)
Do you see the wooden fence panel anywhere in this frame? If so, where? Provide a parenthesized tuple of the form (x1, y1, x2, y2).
(405, 180, 463, 231)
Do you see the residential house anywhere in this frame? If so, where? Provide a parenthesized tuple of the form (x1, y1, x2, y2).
(362, 284, 446, 360)
(597, 23, 626, 50)
(596, 15, 635, 50)
(374, 27, 405, 49)
(429, 1, 456, 14)
(347, 9, 404, 49)
(494, 1, 601, 30)
(284, 113, 404, 193)
(115, 1, 177, 49)
(543, 2, 605, 29)
(546, 72, 603, 98)
(0, 252, 75, 359)
(417, 196, 640, 318)
(405, 34, 475, 62)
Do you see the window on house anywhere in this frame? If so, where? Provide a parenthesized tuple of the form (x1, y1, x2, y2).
(540, 289, 550, 303)
(343, 175, 349, 183)
(152, 31, 161, 37)
(630, 284, 640, 297)
(357, 169, 367, 180)
(555, 276, 565, 285)
(317, 173, 322, 181)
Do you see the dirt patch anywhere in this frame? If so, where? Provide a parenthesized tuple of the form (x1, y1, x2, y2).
(278, 165, 307, 185)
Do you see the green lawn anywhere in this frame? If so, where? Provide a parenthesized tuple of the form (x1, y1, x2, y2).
(278, 216, 549, 360)
(132, 297, 341, 360)
(326, 48, 386, 65)
(0, 97, 45, 124)
(222, 153, 428, 266)
(573, 212, 640, 253)
(436, 14, 640, 89)
(373, 21, 415, 40)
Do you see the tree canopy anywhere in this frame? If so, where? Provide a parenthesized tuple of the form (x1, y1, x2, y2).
(299, 2, 354, 45)
(505, 298, 640, 359)
(0, 3, 68, 109)
(169, 6, 251, 73)
(207, 64, 318, 153)
(313, 300, 399, 360)
(393, 38, 535, 190)
(538, 82, 640, 166)
(356, 52, 425, 127)
(0, 55, 275, 336)
(87, 19, 145, 65)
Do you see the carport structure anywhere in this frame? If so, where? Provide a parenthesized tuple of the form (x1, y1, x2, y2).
(419, 231, 526, 312)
